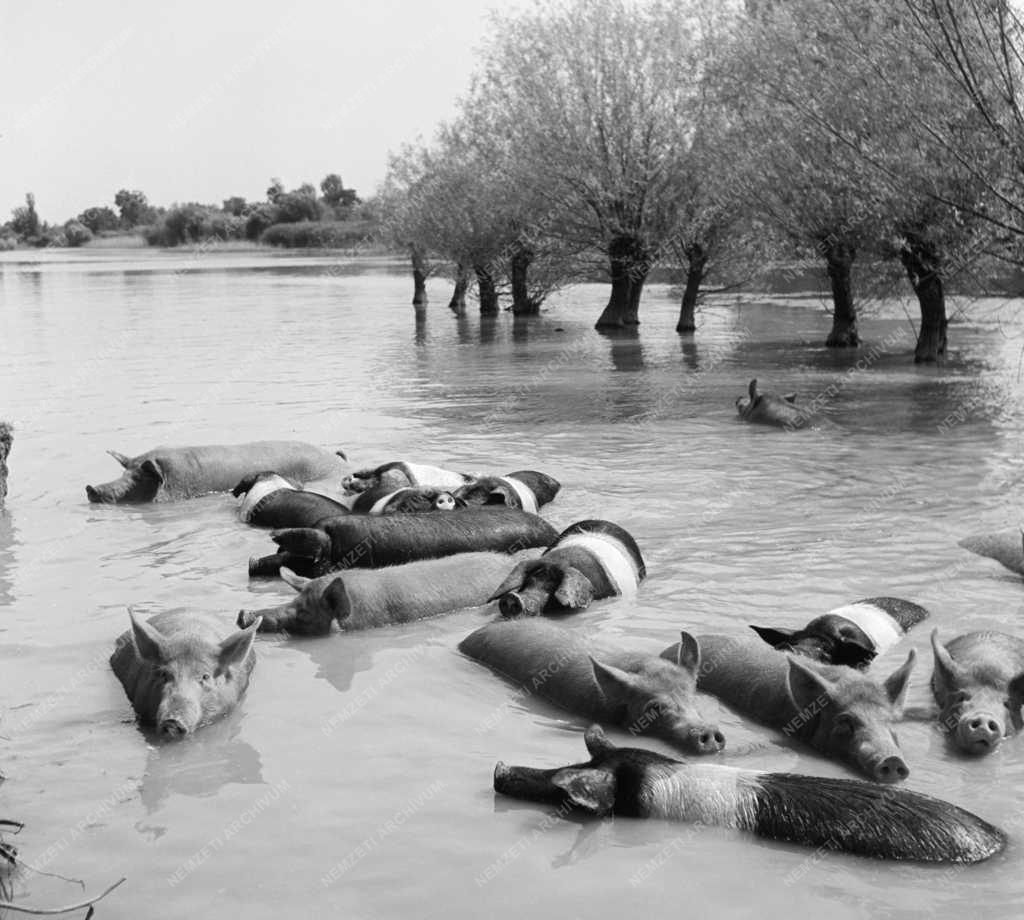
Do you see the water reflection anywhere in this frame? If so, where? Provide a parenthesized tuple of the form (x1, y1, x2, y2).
(136, 716, 263, 822)
(597, 327, 645, 373)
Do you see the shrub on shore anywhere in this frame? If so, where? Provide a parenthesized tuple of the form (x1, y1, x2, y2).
(259, 220, 375, 248)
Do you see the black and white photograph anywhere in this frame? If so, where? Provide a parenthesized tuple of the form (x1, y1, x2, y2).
(1, 0, 1024, 916)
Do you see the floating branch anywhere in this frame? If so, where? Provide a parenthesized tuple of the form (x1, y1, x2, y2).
(0, 876, 126, 916)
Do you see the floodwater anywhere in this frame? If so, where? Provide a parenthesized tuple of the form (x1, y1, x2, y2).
(1, 248, 1023, 919)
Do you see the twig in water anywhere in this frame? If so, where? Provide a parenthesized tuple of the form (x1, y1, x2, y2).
(0, 876, 125, 915)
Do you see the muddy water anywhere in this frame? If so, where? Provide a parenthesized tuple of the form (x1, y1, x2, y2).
(1, 248, 1023, 919)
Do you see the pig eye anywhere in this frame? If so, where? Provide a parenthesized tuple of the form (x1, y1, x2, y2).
(156, 667, 173, 684)
(833, 715, 855, 737)
(200, 673, 213, 685)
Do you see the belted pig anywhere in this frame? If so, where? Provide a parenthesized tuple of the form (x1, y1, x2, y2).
(488, 520, 645, 617)
(749, 597, 929, 668)
(493, 725, 1005, 863)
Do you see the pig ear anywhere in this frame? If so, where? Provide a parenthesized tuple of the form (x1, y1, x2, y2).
(487, 561, 532, 602)
(107, 450, 131, 468)
(217, 619, 261, 673)
(583, 724, 616, 758)
(786, 656, 835, 714)
(130, 610, 169, 664)
(1008, 672, 1024, 711)
(279, 567, 311, 592)
(930, 628, 966, 695)
(553, 568, 594, 610)
(783, 393, 797, 404)
(139, 459, 164, 483)
(748, 379, 758, 401)
(551, 768, 616, 814)
(591, 657, 643, 702)
(321, 578, 351, 621)
(749, 625, 796, 648)
(884, 648, 917, 710)
(675, 631, 701, 673)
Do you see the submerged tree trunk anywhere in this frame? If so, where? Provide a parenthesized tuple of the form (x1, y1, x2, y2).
(900, 240, 947, 363)
(474, 263, 499, 315)
(824, 242, 860, 348)
(411, 245, 428, 307)
(595, 235, 649, 329)
(510, 244, 539, 316)
(677, 243, 707, 334)
(448, 264, 469, 314)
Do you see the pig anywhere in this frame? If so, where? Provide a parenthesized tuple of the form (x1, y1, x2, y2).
(0, 421, 11, 506)
(453, 471, 561, 513)
(342, 461, 474, 494)
(663, 634, 915, 782)
(959, 528, 1024, 577)
(110, 611, 261, 738)
(736, 379, 809, 429)
(749, 597, 929, 669)
(237, 552, 518, 635)
(233, 472, 350, 527)
(493, 724, 1006, 864)
(87, 441, 347, 503)
(459, 619, 724, 755)
(349, 486, 461, 514)
(488, 520, 646, 617)
(248, 508, 559, 578)
(930, 628, 1024, 755)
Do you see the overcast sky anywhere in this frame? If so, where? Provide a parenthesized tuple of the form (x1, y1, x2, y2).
(0, 0, 495, 222)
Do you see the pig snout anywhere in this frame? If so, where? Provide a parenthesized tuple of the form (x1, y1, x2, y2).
(869, 754, 910, 784)
(688, 725, 727, 755)
(498, 586, 550, 618)
(237, 608, 279, 632)
(86, 484, 115, 503)
(956, 712, 1004, 755)
(157, 696, 201, 739)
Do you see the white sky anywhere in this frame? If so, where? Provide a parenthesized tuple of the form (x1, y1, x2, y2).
(0, 0, 494, 222)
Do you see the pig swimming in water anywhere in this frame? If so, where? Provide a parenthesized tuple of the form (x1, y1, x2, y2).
(348, 486, 461, 515)
(233, 472, 350, 528)
(452, 471, 561, 514)
(249, 508, 558, 578)
(488, 520, 646, 617)
(494, 725, 1005, 864)
(110, 611, 261, 738)
(237, 553, 518, 635)
(931, 628, 1024, 755)
(342, 461, 474, 494)
(665, 634, 915, 782)
(749, 597, 929, 668)
(87, 441, 347, 504)
(735, 379, 809, 430)
(460, 619, 724, 755)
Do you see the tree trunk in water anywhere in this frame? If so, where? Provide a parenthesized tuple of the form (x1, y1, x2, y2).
(677, 244, 707, 334)
(475, 264, 499, 315)
(448, 265, 469, 314)
(595, 235, 649, 329)
(824, 243, 860, 347)
(900, 242, 947, 363)
(510, 245, 539, 316)
(411, 246, 428, 307)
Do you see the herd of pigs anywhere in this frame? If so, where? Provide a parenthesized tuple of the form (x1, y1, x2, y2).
(6, 378, 1024, 872)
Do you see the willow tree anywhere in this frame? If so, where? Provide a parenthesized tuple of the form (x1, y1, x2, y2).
(472, 0, 727, 328)
(740, 0, 1007, 361)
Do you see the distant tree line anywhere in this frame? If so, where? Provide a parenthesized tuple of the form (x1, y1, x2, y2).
(379, 0, 1024, 362)
(1, 173, 364, 252)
